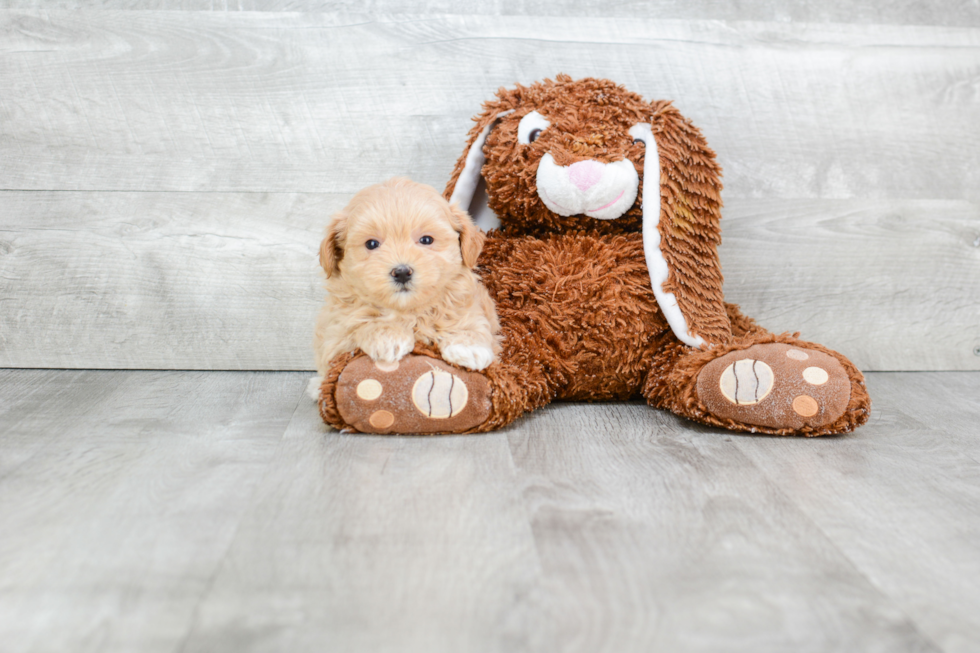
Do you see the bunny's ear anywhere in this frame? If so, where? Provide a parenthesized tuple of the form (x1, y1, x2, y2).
(444, 108, 514, 232)
(630, 103, 732, 348)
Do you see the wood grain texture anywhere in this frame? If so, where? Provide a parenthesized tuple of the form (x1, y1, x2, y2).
(177, 396, 542, 653)
(1, 12, 979, 200)
(732, 371, 980, 653)
(720, 199, 980, 371)
(506, 402, 939, 653)
(2, 369, 978, 651)
(2, 1, 979, 28)
(0, 190, 330, 370)
(0, 369, 129, 478)
(2, 192, 976, 370)
(0, 369, 304, 653)
(2, 10, 977, 371)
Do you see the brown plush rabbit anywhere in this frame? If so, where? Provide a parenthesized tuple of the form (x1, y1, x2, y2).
(317, 75, 871, 436)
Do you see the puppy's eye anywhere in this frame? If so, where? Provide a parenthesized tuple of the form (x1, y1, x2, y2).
(632, 137, 645, 146)
(518, 110, 551, 145)
(419, 235, 434, 245)
(366, 239, 380, 250)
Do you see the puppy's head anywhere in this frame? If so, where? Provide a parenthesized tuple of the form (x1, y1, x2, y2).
(320, 177, 484, 310)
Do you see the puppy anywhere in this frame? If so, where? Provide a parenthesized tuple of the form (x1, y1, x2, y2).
(309, 177, 500, 399)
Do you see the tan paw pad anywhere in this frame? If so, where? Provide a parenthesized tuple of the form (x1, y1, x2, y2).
(718, 359, 774, 405)
(375, 360, 399, 372)
(412, 370, 468, 418)
(786, 349, 809, 361)
(792, 395, 819, 417)
(802, 367, 829, 385)
(369, 410, 395, 429)
(356, 379, 383, 400)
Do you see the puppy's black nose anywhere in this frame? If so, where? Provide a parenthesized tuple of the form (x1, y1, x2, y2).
(390, 265, 413, 285)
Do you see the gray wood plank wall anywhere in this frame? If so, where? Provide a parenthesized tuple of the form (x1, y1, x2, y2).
(1, 8, 978, 370)
(2, 1, 980, 27)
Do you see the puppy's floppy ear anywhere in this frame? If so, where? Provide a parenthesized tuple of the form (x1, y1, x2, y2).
(447, 202, 485, 269)
(319, 209, 348, 277)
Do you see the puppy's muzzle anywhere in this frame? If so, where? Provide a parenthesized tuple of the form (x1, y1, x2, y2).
(390, 265, 413, 286)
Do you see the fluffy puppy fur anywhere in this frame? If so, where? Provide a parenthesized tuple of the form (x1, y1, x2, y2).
(312, 177, 500, 387)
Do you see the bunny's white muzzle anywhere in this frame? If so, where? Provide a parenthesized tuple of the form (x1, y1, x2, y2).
(536, 154, 639, 220)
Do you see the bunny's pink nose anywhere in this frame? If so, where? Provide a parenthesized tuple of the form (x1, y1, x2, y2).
(568, 160, 604, 191)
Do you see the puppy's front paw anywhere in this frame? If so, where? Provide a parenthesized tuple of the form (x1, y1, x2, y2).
(362, 333, 414, 364)
(441, 344, 495, 371)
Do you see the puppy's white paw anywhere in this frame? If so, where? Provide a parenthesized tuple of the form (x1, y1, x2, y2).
(306, 375, 324, 401)
(363, 334, 415, 364)
(441, 344, 495, 371)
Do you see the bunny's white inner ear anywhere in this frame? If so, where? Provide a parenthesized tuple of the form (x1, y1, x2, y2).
(629, 123, 707, 350)
(449, 109, 513, 232)
(466, 176, 499, 232)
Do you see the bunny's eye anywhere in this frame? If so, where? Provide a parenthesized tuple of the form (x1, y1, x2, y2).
(419, 235, 434, 245)
(629, 123, 651, 149)
(366, 239, 380, 250)
(518, 111, 551, 145)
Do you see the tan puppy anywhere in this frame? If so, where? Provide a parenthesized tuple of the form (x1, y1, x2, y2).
(310, 177, 500, 395)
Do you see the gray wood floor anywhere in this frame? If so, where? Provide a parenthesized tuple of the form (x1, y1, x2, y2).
(1, 369, 978, 653)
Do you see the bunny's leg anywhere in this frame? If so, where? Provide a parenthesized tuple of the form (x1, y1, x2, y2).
(317, 343, 549, 434)
(643, 306, 871, 436)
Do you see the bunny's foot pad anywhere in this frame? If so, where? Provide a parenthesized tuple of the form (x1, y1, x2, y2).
(696, 343, 850, 431)
(335, 354, 492, 434)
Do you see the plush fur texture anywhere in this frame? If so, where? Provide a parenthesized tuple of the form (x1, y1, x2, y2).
(445, 76, 731, 346)
(317, 76, 871, 436)
(313, 177, 500, 377)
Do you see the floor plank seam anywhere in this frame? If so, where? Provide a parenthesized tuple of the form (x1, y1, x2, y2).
(171, 375, 307, 653)
(0, 370, 120, 485)
(501, 425, 549, 596)
(727, 436, 945, 651)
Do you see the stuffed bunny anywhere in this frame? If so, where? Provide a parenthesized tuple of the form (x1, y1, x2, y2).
(317, 75, 871, 436)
